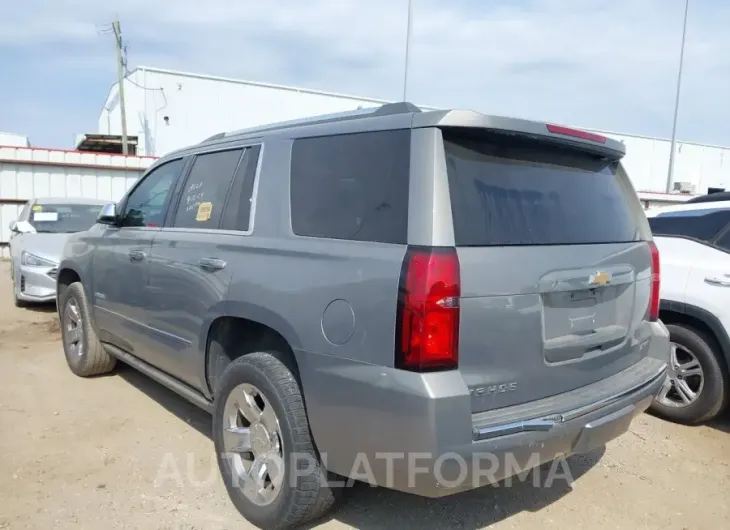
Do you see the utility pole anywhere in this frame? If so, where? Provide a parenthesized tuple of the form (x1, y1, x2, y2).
(402, 0, 413, 101)
(666, 0, 690, 193)
(112, 17, 129, 155)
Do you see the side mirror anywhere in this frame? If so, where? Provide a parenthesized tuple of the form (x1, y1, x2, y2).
(10, 220, 35, 234)
(97, 203, 119, 225)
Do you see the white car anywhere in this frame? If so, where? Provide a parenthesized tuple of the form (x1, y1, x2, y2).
(8, 197, 106, 306)
(646, 198, 730, 424)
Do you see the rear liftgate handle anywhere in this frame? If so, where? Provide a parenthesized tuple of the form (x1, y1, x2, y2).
(198, 257, 226, 272)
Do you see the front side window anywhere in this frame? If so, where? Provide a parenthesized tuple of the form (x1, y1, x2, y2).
(27, 203, 103, 233)
(121, 158, 185, 227)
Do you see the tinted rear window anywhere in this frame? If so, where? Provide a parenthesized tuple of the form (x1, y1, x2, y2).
(443, 130, 641, 246)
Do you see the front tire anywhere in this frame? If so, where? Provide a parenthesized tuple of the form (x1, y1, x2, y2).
(12, 273, 27, 308)
(59, 282, 117, 377)
(213, 352, 337, 529)
(13, 290, 28, 308)
(650, 324, 728, 425)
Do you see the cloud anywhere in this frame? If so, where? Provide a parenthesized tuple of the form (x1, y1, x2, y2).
(1, 0, 728, 148)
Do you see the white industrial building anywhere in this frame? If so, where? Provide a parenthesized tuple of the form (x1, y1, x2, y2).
(97, 66, 412, 159)
(99, 66, 730, 206)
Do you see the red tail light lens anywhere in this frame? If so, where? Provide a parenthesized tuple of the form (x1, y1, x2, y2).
(648, 241, 660, 321)
(395, 247, 460, 372)
(546, 123, 607, 144)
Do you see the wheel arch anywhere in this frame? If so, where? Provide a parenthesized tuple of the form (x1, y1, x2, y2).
(56, 262, 83, 311)
(201, 302, 304, 400)
(659, 300, 730, 373)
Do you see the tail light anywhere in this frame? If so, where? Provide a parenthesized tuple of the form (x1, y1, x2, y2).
(546, 123, 607, 144)
(648, 241, 660, 321)
(395, 246, 460, 372)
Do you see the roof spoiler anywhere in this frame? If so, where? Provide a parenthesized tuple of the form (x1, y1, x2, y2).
(413, 110, 626, 159)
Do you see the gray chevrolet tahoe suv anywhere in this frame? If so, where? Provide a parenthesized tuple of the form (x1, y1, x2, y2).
(57, 102, 671, 529)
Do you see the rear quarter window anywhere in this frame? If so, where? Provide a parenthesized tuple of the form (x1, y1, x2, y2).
(443, 129, 643, 246)
(290, 129, 410, 244)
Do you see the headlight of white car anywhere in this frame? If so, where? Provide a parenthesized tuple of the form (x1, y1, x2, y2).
(21, 251, 56, 268)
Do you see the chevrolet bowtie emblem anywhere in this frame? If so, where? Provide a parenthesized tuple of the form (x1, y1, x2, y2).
(588, 271, 611, 287)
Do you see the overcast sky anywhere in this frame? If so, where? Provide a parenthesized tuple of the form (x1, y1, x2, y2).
(1, 0, 728, 149)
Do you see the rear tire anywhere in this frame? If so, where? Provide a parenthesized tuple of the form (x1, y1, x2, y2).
(650, 324, 728, 425)
(213, 352, 338, 529)
(59, 282, 117, 377)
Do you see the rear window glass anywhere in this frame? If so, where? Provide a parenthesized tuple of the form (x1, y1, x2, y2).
(648, 208, 730, 243)
(443, 129, 641, 246)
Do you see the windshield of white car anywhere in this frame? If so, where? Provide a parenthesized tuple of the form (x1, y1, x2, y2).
(28, 203, 103, 234)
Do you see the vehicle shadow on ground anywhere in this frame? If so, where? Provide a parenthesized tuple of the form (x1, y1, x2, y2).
(18, 301, 57, 313)
(708, 412, 730, 434)
(316, 448, 604, 530)
(117, 362, 606, 529)
(117, 363, 213, 438)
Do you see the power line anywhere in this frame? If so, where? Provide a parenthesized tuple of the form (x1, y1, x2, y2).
(111, 17, 129, 155)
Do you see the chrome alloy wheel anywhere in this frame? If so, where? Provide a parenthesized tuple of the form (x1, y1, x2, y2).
(222, 383, 285, 506)
(63, 297, 84, 357)
(657, 342, 705, 408)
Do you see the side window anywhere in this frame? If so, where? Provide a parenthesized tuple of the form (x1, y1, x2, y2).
(648, 208, 730, 243)
(290, 129, 410, 244)
(220, 145, 262, 232)
(173, 149, 243, 229)
(121, 158, 184, 227)
(714, 226, 730, 251)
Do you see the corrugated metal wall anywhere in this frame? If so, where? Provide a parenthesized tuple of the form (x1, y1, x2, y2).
(0, 146, 156, 258)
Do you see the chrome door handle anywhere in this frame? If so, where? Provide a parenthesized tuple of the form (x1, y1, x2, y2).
(704, 275, 730, 287)
(198, 258, 226, 271)
(129, 250, 146, 262)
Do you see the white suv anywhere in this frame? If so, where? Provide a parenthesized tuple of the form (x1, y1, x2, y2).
(647, 198, 730, 424)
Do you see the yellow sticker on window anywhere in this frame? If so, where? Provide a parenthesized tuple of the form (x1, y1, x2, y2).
(32, 205, 43, 212)
(196, 201, 213, 222)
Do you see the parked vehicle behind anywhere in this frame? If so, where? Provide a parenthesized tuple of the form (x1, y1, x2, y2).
(646, 201, 730, 424)
(56, 103, 670, 529)
(8, 197, 107, 306)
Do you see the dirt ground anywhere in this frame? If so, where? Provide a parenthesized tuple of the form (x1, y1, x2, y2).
(0, 260, 728, 530)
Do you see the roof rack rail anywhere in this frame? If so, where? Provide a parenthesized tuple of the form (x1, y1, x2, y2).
(204, 101, 422, 142)
(374, 102, 422, 115)
(200, 132, 226, 143)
